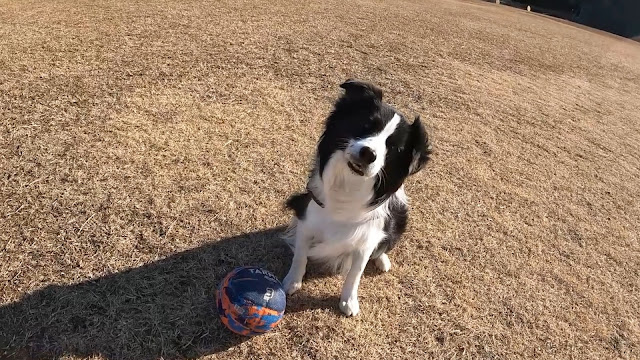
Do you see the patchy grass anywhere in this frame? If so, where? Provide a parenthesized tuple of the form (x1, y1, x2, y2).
(1, 0, 639, 359)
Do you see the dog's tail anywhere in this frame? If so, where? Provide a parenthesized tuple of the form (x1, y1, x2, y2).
(322, 254, 352, 276)
(307, 246, 353, 276)
(280, 218, 297, 251)
(282, 192, 313, 251)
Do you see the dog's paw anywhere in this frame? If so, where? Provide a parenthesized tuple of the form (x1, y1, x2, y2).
(282, 275, 303, 295)
(339, 297, 360, 316)
(374, 253, 391, 272)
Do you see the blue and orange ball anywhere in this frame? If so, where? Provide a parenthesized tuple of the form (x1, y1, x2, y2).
(216, 266, 286, 336)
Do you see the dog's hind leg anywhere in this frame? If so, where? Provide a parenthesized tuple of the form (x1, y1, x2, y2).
(370, 241, 392, 272)
(373, 253, 391, 272)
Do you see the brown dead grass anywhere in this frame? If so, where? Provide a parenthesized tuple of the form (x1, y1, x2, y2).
(1, 0, 639, 359)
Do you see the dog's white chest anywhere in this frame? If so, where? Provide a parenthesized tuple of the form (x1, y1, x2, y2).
(304, 202, 386, 258)
(312, 153, 377, 222)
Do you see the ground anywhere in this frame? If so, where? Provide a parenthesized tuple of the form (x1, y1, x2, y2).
(1, 0, 639, 359)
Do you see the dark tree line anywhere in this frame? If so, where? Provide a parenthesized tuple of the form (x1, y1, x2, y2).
(510, 0, 640, 38)
(525, 0, 579, 12)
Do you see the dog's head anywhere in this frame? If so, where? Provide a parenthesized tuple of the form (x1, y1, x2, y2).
(317, 79, 431, 198)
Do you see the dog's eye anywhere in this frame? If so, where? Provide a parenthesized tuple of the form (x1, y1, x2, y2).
(387, 138, 402, 152)
(364, 118, 383, 133)
(388, 140, 403, 152)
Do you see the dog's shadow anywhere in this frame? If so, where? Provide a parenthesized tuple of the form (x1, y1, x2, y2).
(0, 227, 351, 360)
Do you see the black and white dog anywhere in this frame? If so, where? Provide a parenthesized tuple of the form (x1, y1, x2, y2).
(283, 79, 432, 316)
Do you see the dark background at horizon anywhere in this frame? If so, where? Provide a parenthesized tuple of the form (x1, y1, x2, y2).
(498, 0, 640, 39)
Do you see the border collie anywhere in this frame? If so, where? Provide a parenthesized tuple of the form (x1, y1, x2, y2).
(282, 79, 432, 316)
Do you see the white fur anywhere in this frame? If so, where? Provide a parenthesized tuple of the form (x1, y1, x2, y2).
(374, 253, 391, 272)
(346, 113, 401, 177)
(283, 141, 408, 316)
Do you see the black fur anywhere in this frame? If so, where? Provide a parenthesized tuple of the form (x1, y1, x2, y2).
(372, 196, 409, 259)
(285, 192, 312, 220)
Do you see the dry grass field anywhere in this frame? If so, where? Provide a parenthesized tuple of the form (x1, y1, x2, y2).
(1, 0, 639, 359)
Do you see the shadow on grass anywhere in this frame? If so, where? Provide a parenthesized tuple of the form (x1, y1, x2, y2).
(0, 226, 333, 359)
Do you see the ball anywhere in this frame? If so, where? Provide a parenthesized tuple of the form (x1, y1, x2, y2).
(216, 266, 286, 336)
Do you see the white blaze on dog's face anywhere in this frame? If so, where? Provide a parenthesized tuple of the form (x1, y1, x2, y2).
(345, 113, 402, 178)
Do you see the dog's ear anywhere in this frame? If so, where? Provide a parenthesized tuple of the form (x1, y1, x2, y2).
(408, 116, 432, 175)
(340, 79, 383, 101)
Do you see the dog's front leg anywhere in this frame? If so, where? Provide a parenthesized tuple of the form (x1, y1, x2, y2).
(282, 227, 310, 295)
(339, 244, 377, 316)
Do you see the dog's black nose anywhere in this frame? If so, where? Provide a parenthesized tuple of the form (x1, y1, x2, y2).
(359, 146, 376, 164)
